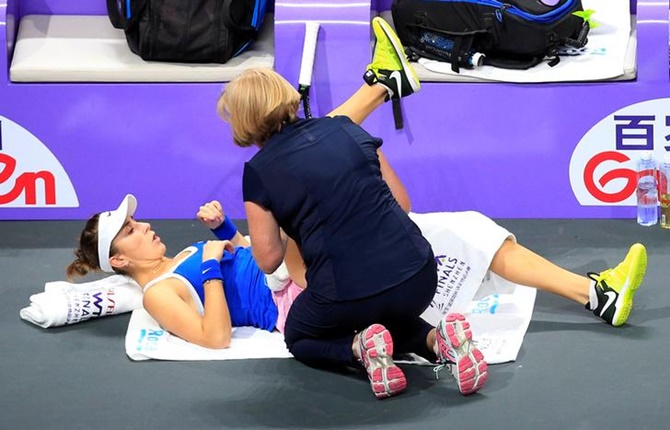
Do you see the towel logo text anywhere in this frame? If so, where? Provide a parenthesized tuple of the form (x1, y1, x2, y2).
(431, 254, 472, 314)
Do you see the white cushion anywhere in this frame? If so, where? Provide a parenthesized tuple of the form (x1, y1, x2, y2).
(10, 14, 274, 83)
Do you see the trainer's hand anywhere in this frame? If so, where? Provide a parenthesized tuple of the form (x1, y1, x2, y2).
(202, 240, 234, 262)
(197, 200, 225, 230)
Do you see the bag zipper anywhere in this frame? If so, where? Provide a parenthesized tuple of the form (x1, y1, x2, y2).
(431, 0, 578, 23)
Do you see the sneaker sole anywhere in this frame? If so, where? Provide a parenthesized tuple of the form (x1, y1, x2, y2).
(372, 17, 421, 94)
(612, 243, 647, 326)
(442, 313, 488, 395)
(359, 324, 407, 399)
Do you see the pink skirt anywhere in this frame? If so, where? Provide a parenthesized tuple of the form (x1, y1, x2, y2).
(271, 281, 304, 334)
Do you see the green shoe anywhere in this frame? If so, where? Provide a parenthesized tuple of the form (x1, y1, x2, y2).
(364, 16, 420, 101)
(587, 243, 647, 326)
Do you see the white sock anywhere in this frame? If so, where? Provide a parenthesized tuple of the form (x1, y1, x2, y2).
(588, 279, 599, 310)
(352, 333, 362, 361)
(432, 330, 440, 356)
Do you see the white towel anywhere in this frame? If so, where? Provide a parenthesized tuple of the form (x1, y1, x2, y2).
(411, 211, 536, 363)
(125, 211, 536, 364)
(20, 275, 143, 328)
(463, 286, 536, 363)
(125, 287, 535, 364)
(126, 308, 292, 361)
(397, 286, 536, 365)
(409, 211, 520, 326)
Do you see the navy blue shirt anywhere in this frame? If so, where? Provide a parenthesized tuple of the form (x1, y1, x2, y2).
(243, 116, 432, 301)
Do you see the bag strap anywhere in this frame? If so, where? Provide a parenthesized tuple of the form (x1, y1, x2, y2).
(106, 0, 149, 30)
(222, 0, 259, 37)
(563, 21, 590, 49)
(449, 34, 476, 73)
(106, 0, 125, 29)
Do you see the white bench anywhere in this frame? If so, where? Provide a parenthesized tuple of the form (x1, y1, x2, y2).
(10, 14, 274, 83)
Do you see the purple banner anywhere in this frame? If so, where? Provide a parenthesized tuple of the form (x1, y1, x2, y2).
(0, 0, 669, 220)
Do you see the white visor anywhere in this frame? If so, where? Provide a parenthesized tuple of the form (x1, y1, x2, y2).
(97, 194, 137, 273)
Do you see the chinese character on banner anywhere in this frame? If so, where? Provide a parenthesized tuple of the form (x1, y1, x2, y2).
(614, 115, 654, 151)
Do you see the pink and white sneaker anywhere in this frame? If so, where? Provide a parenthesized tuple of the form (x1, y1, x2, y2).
(434, 313, 488, 395)
(357, 323, 407, 399)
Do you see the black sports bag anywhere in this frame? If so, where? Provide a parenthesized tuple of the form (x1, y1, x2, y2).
(392, 0, 590, 72)
(106, 0, 270, 63)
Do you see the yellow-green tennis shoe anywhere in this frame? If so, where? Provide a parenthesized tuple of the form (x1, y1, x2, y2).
(587, 243, 647, 326)
(364, 16, 420, 101)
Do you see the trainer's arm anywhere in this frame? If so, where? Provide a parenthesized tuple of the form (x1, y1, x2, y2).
(378, 149, 411, 212)
(245, 201, 287, 273)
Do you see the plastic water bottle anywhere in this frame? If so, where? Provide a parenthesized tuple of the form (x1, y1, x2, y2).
(659, 154, 670, 229)
(418, 31, 485, 69)
(636, 151, 658, 226)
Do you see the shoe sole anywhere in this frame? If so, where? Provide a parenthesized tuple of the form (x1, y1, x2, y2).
(612, 243, 647, 326)
(359, 324, 407, 399)
(372, 17, 421, 94)
(440, 313, 488, 395)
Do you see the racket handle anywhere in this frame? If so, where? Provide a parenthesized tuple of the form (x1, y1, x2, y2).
(298, 22, 320, 87)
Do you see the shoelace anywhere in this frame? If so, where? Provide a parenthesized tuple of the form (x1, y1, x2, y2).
(370, 34, 403, 71)
(433, 363, 447, 380)
(596, 269, 613, 281)
(589, 271, 620, 294)
(432, 359, 455, 380)
(587, 271, 608, 285)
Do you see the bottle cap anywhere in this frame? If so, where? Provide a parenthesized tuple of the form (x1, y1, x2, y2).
(640, 151, 652, 161)
(471, 52, 485, 68)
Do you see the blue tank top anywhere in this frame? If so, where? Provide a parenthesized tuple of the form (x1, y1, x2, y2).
(147, 243, 278, 331)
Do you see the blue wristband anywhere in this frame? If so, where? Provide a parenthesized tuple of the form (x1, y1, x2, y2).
(201, 259, 223, 284)
(211, 215, 238, 240)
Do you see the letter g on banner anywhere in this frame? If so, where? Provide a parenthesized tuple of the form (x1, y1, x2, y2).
(583, 151, 636, 204)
